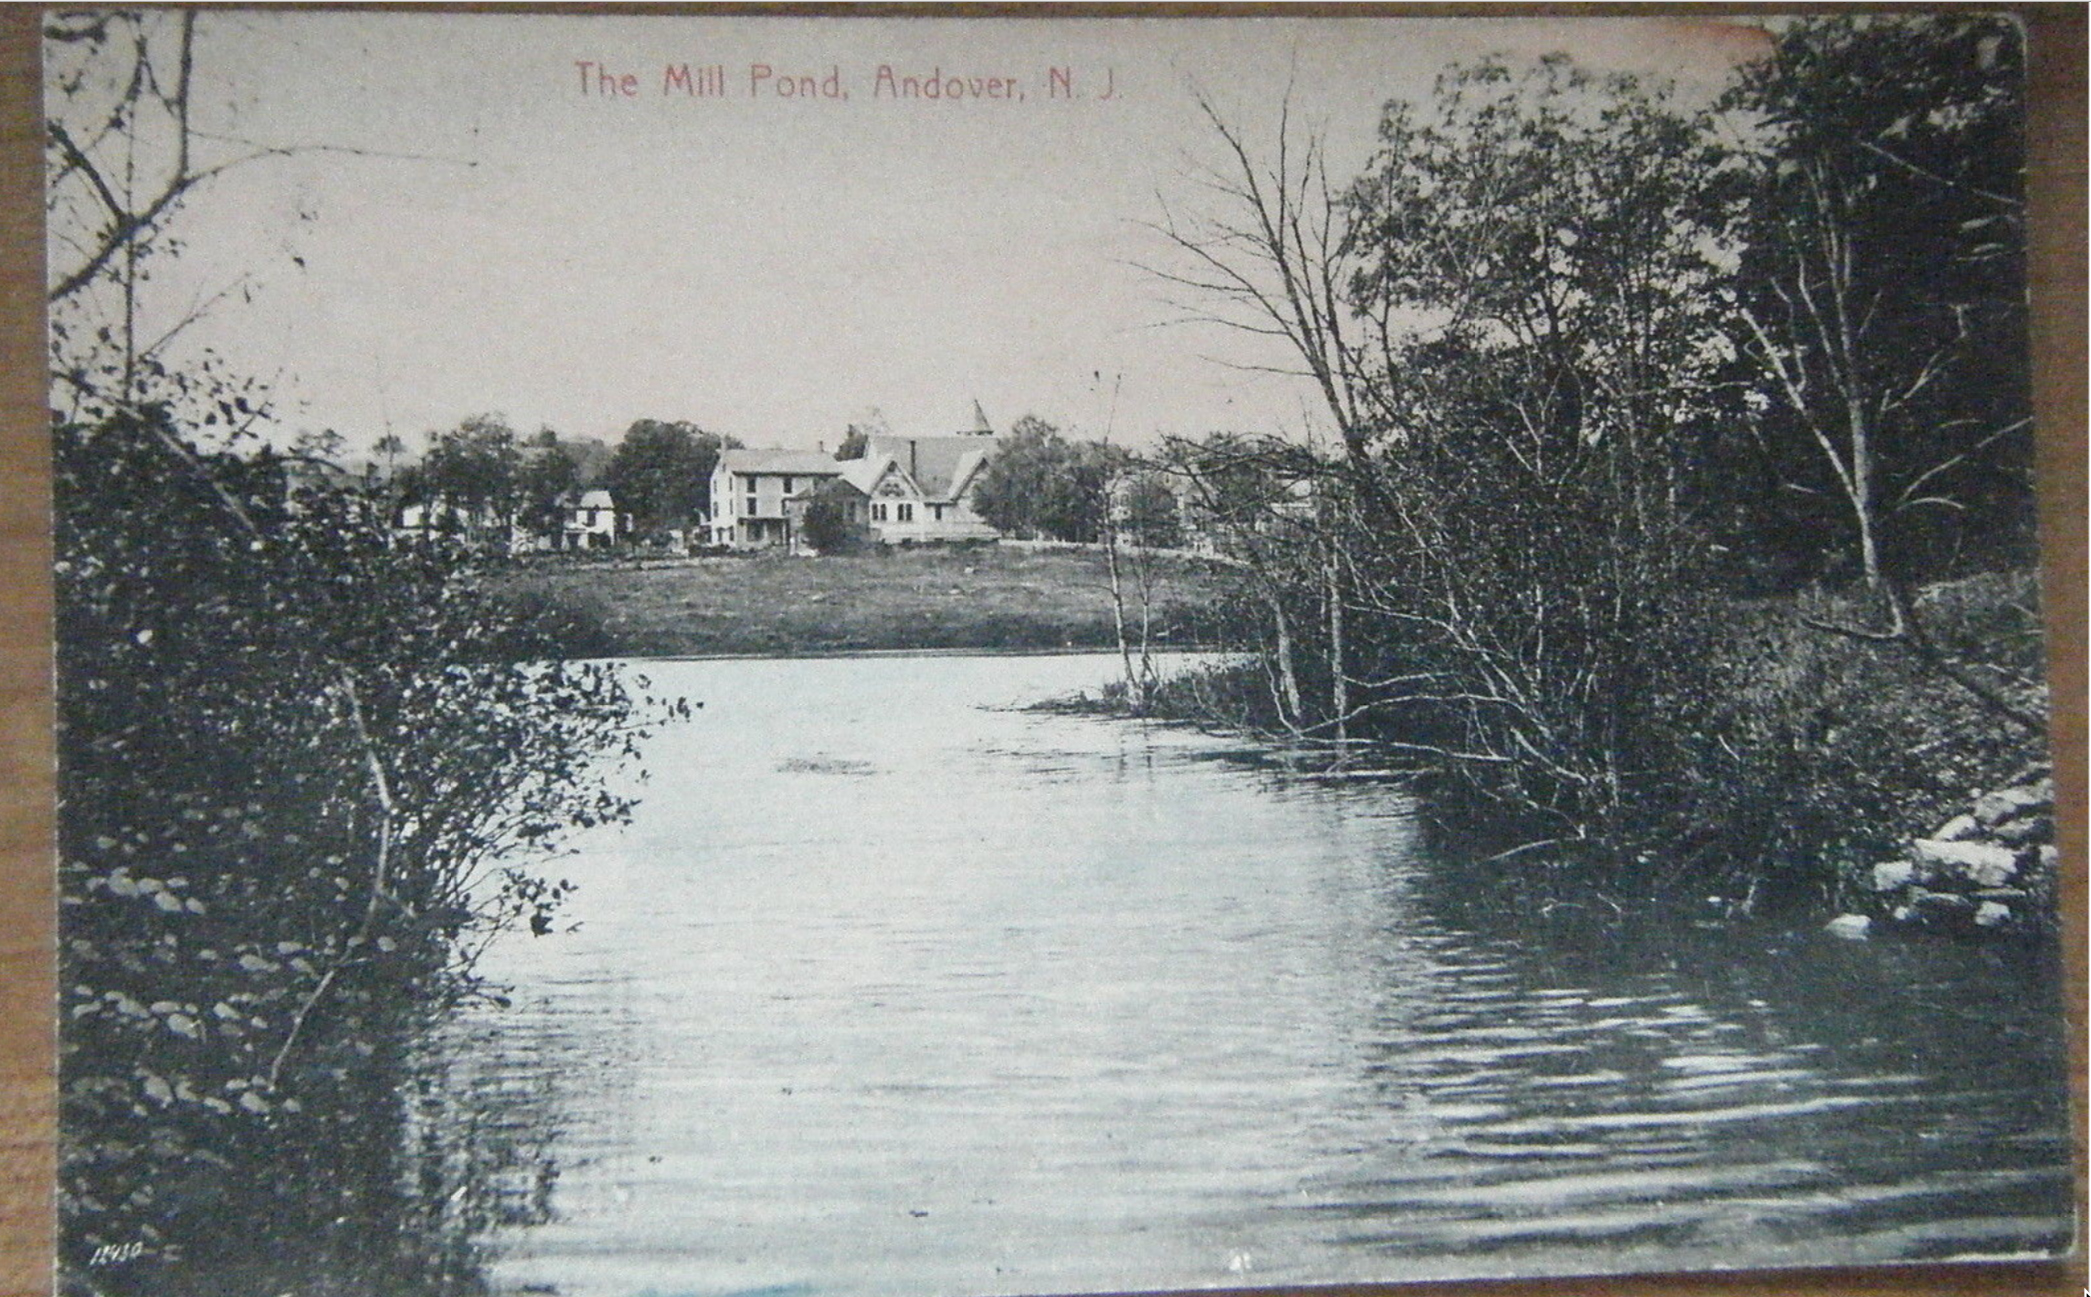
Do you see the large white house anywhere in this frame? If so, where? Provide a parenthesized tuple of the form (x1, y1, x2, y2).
(707, 449, 848, 548)
(710, 430, 1001, 550)
(837, 432, 1000, 543)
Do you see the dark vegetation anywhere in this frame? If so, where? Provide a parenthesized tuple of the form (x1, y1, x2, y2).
(1082, 16, 2053, 921)
(971, 414, 1184, 546)
(384, 414, 739, 549)
(47, 13, 679, 1293)
(52, 407, 675, 1294)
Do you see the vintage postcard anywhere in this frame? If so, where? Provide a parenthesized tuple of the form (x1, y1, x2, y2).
(43, 10, 2075, 1297)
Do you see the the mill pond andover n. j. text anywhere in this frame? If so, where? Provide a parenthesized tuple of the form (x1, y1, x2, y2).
(43, 10, 2076, 1297)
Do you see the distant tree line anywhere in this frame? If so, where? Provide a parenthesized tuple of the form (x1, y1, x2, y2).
(380, 415, 739, 548)
(971, 415, 1183, 548)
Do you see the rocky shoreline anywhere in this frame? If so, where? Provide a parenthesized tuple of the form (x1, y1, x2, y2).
(1828, 768, 2059, 940)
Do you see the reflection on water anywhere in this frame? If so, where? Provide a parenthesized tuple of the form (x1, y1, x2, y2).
(442, 653, 2070, 1297)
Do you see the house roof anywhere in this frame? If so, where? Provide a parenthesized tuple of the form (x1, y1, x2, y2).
(863, 434, 997, 500)
(718, 448, 846, 477)
(837, 457, 892, 496)
(947, 446, 992, 500)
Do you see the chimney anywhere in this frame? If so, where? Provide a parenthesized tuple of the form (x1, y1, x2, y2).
(909, 438, 918, 479)
(817, 440, 825, 453)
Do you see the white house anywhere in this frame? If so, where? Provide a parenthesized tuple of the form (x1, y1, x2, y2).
(395, 488, 626, 553)
(708, 449, 848, 548)
(710, 423, 1004, 551)
(558, 488, 623, 550)
(835, 432, 1000, 544)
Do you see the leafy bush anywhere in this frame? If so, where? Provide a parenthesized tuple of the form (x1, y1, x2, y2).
(55, 408, 680, 1292)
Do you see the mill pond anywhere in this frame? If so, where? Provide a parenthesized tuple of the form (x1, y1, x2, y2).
(425, 652, 2073, 1297)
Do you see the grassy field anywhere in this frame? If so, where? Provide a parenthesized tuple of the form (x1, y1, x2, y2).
(491, 544, 1236, 657)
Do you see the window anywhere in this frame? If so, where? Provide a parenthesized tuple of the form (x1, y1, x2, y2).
(931, 504, 945, 521)
(896, 503, 914, 523)
(871, 502, 888, 522)
(782, 477, 794, 494)
(746, 495, 758, 516)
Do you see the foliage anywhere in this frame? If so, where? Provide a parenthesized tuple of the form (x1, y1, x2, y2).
(834, 408, 891, 462)
(419, 414, 521, 539)
(1722, 14, 2033, 587)
(970, 415, 1123, 542)
(516, 440, 582, 542)
(1623, 574, 2047, 907)
(53, 404, 676, 1288)
(46, 12, 683, 1289)
(1326, 57, 1730, 836)
(603, 419, 737, 538)
(799, 478, 865, 553)
(1116, 473, 1184, 549)
(372, 432, 409, 473)
(1145, 21, 2044, 903)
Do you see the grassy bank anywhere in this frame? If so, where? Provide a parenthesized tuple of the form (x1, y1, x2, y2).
(487, 544, 1234, 657)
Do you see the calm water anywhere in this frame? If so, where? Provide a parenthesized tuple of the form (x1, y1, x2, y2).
(454, 653, 2073, 1297)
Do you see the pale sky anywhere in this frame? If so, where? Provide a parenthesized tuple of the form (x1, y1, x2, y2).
(55, 11, 1763, 456)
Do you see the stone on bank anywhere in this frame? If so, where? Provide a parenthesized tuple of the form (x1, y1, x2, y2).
(1855, 773, 2058, 938)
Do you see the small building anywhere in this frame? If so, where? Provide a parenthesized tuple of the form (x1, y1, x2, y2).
(396, 488, 627, 553)
(561, 488, 623, 550)
(393, 499, 527, 552)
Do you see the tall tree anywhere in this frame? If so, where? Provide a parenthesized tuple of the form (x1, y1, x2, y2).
(517, 441, 582, 544)
(423, 414, 521, 542)
(1145, 93, 1381, 464)
(1338, 56, 1733, 822)
(970, 416, 1120, 543)
(604, 419, 737, 538)
(372, 432, 407, 477)
(1151, 56, 1737, 835)
(834, 408, 889, 461)
(1724, 14, 2032, 588)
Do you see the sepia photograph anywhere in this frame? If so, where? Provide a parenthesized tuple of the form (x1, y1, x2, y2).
(40, 9, 2078, 1297)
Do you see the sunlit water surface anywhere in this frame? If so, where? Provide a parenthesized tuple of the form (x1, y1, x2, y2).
(454, 654, 2072, 1297)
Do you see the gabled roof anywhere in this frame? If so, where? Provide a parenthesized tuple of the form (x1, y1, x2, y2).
(718, 448, 846, 477)
(946, 445, 992, 501)
(863, 434, 998, 501)
(838, 455, 897, 496)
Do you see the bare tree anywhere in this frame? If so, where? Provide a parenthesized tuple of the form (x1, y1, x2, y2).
(47, 10, 445, 424)
(1144, 89, 1383, 463)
